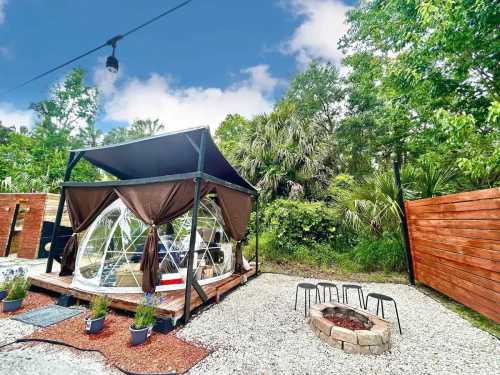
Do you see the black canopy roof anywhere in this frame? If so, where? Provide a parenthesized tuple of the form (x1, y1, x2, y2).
(70, 126, 257, 194)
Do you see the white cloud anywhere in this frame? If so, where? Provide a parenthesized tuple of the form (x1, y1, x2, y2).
(0, 0, 6, 24)
(97, 64, 279, 131)
(0, 102, 35, 130)
(283, 0, 352, 67)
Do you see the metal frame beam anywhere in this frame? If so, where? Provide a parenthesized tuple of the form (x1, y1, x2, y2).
(46, 151, 83, 273)
(62, 172, 199, 188)
(201, 173, 258, 196)
(255, 196, 260, 274)
(393, 160, 415, 285)
(184, 128, 209, 323)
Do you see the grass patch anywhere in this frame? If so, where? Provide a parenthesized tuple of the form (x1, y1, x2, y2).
(416, 284, 500, 338)
(260, 259, 407, 284)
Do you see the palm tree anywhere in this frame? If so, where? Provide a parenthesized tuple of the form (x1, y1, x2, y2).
(336, 171, 401, 238)
(236, 101, 330, 200)
(129, 119, 165, 138)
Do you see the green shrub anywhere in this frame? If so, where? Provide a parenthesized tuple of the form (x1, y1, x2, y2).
(89, 295, 110, 320)
(263, 199, 338, 247)
(350, 234, 406, 272)
(243, 231, 275, 260)
(6, 275, 30, 301)
(244, 199, 357, 266)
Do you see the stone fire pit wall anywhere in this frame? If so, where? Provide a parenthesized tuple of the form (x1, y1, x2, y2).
(308, 302, 391, 355)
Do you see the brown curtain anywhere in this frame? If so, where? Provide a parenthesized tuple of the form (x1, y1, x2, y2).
(60, 187, 117, 276)
(115, 179, 211, 292)
(209, 184, 253, 241)
(207, 183, 253, 273)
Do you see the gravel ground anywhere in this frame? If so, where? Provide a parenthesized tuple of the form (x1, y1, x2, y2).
(0, 271, 497, 374)
(0, 342, 121, 375)
(0, 319, 37, 346)
(179, 273, 500, 375)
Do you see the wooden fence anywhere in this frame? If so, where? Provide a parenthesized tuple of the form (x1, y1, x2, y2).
(405, 187, 500, 323)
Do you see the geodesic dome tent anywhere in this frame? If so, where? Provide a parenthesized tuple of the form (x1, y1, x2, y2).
(46, 127, 258, 307)
(72, 196, 236, 293)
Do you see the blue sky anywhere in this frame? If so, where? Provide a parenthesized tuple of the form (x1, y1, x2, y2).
(0, 0, 356, 132)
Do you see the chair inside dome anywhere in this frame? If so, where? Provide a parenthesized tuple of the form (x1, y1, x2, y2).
(72, 195, 234, 292)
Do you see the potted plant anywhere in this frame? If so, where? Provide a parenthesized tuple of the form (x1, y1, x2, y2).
(0, 280, 8, 301)
(129, 294, 161, 346)
(2, 274, 30, 312)
(85, 295, 111, 334)
(0, 266, 26, 301)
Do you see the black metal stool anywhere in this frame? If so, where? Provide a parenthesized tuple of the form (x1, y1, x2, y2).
(317, 282, 340, 303)
(341, 284, 365, 308)
(365, 293, 402, 334)
(294, 283, 321, 317)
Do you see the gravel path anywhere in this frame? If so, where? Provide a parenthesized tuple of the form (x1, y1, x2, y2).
(179, 273, 500, 375)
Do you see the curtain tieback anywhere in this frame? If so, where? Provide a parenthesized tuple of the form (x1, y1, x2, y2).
(71, 233, 77, 237)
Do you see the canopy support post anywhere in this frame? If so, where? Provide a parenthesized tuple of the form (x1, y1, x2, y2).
(184, 128, 209, 323)
(255, 196, 259, 274)
(46, 151, 83, 273)
(393, 160, 415, 285)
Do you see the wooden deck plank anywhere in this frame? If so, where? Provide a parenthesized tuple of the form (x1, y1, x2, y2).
(29, 267, 256, 320)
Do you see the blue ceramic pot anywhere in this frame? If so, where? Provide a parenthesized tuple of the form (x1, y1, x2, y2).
(0, 290, 7, 301)
(85, 316, 105, 334)
(2, 298, 23, 312)
(129, 325, 152, 346)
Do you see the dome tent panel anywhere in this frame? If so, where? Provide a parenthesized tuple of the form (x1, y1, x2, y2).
(72, 196, 235, 293)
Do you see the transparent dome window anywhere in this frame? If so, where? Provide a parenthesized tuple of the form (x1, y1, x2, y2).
(73, 195, 234, 293)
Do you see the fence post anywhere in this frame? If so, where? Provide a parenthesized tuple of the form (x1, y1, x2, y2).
(393, 160, 415, 285)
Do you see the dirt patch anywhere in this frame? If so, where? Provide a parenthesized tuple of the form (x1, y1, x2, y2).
(26, 312, 209, 374)
(0, 292, 55, 318)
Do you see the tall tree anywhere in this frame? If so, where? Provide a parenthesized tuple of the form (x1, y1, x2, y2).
(339, 0, 499, 186)
(283, 61, 344, 132)
(30, 68, 99, 131)
(215, 114, 251, 163)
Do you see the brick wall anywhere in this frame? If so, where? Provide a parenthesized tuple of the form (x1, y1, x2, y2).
(0, 193, 47, 259)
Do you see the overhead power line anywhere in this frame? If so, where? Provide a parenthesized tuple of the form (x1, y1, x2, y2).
(3, 0, 194, 95)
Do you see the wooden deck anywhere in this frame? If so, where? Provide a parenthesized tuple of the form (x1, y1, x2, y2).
(29, 267, 256, 322)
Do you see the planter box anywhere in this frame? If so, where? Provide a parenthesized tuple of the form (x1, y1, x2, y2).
(129, 325, 153, 346)
(0, 290, 7, 301)
(85, 316, 105, 334)
(2, 298, 23, 312)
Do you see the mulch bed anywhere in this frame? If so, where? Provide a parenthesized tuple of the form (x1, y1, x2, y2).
(0, 292, 56, 318)
(324, 314, 367, 331)
(25, 312, 209, 374)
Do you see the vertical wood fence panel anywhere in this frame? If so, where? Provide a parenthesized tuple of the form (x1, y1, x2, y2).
(405, 187, 500, 323)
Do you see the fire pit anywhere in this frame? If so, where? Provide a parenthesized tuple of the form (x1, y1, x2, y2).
(308, 302, 391, 355)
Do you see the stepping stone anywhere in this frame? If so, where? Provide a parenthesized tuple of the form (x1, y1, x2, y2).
(12, 304, 82, 327)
